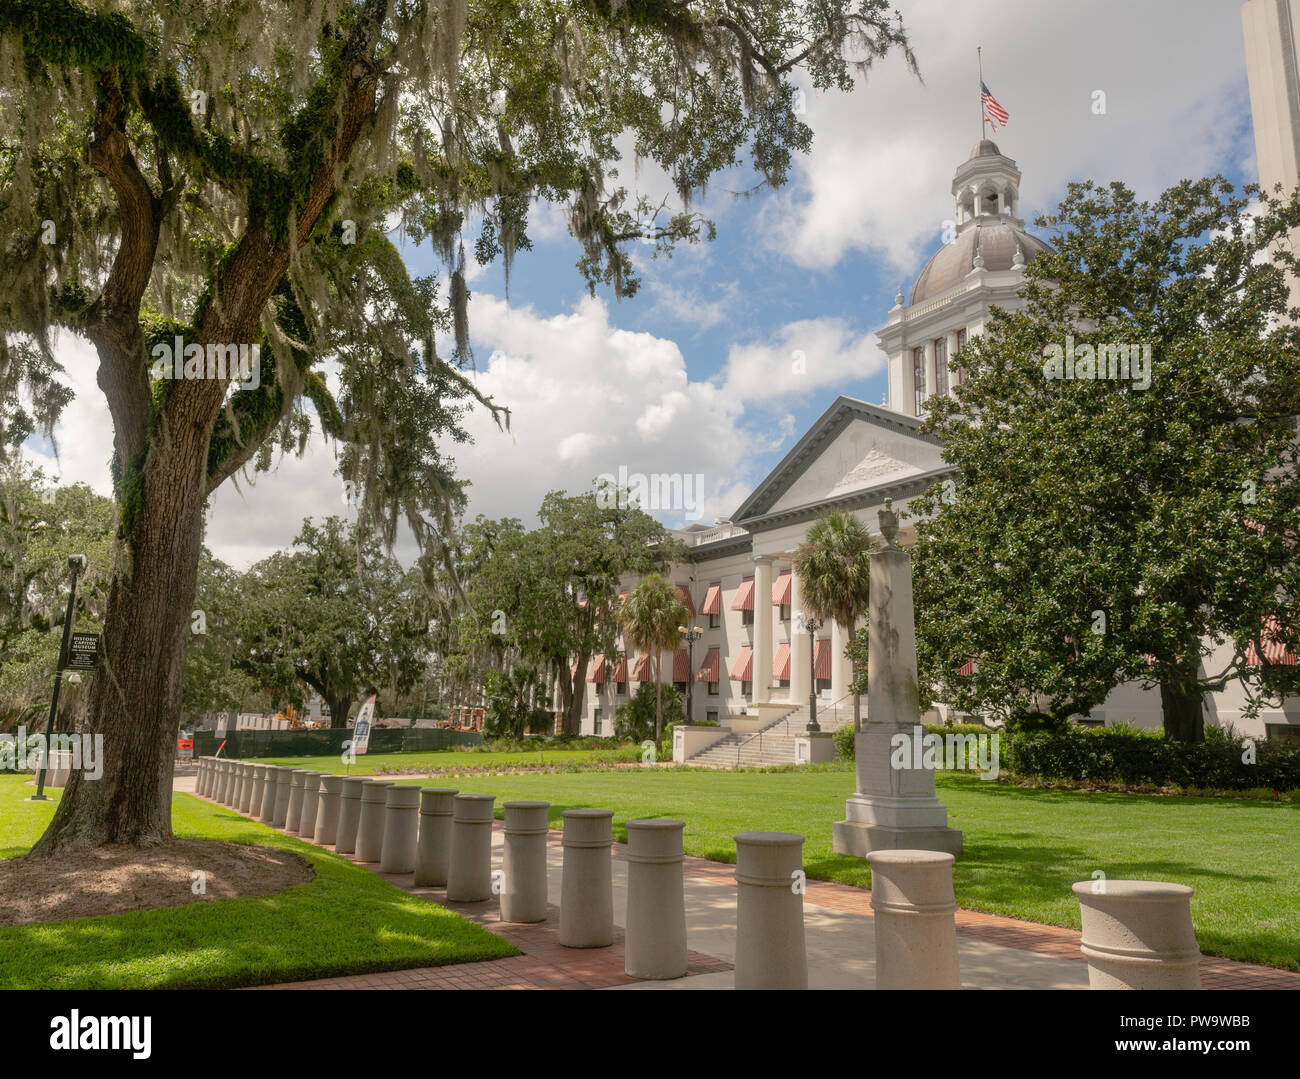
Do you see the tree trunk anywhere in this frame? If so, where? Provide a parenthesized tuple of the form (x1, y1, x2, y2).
(563, 656, 586, 736)
(31, 437, 208, 855)
(1160, 678, 1205, 743)
(327, 694, 351, 730)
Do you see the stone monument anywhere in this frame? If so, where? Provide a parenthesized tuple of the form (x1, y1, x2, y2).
(832, 501, 962, 857)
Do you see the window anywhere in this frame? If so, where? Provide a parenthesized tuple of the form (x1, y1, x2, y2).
(780, 603, 790, 621)
(709, 611, 720, 629)
(934, 337, 948, 397)
(741, 680, 752, 698)
(1265, 723, 1300, 745)
(706, 710, 719, 724)
(741, 608, 754, 626)
(593, 709, 602, 736)
(912, 346, 926, 415)
(616, 681, 626, 696)
(707, 681, 719, 696)
(674, 681, 687, 696)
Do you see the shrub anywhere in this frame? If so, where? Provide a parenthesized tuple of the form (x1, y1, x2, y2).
(615, 682, 685, 744)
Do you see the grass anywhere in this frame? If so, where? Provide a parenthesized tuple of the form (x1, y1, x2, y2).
(384, 762, 1300, 971)
(0, 774, 516, 990)
(251, 745, 636, 775)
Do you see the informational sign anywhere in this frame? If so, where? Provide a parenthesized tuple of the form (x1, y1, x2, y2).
(177, 737, 193, 761)
(65, 632, 101, 672)
(352, 695, 376, 755)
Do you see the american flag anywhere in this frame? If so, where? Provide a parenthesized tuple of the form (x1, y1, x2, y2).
(982, 81, 1009, 129)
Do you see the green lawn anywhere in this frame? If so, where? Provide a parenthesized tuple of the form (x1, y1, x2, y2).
(385, 763, 1300, 971)
(251, 745, 635, 775)
(0, 775, 516, 990)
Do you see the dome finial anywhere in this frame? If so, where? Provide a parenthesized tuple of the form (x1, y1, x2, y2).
(1013, 241, 1026, 268)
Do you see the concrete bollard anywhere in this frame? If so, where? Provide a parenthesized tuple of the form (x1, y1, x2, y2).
(355, 781, 393, 862)
(285, 769, 309, 832)
(446, 794, 497, 902)
(559, 809, 615, 948)
(248, 763, 267, 818)
(272, 765, 293, 828)
(213, 760, 229, 804)
(501, 801, 550, 924)
(868, 849, 962, 990)
(1072, 880, 1202, 989)
(314, 774, 343, 846)
(197, 757, 210, 797)
(258, 766, 280, 822)
(380, 786, 421, 873)
(734, 832, 807, 990)
(335, 776, 367, 854)
(414, 788, 458, 887)
(222, 760, 239, 805)
(625, 819, 688, 979)
(237, 762, 255, 814)
(297, 772, 322, 837)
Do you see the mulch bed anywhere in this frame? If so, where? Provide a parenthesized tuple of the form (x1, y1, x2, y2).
(0, 838, 314, 926)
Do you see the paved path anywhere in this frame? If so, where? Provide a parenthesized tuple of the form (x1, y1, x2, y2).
(181, 780, 1299, 990)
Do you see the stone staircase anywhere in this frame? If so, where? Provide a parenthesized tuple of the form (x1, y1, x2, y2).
(684, 695, 862, 769)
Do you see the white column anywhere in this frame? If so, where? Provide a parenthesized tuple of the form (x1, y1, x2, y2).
(789, 569, 809, 705)
(753, 556, 774, 705)
(831, 617, 849, 704)
(947, 331, 960, 388)
(923, 339, 936, 402)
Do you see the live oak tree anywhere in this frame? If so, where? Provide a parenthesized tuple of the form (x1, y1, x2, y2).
(465, 487, 682, 734)
(910, 176, 1300, 741)
(231, 517, 428, 729)
(1, 0, 916, 851)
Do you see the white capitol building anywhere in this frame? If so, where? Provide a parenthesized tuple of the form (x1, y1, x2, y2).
(564, 10, 1300, 756)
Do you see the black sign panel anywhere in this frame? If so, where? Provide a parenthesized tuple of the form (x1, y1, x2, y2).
(65, 632, 100, 671)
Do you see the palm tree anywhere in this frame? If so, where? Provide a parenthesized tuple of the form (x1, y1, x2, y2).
(792, 511, 875, 731)
(619, 574, 689, 744)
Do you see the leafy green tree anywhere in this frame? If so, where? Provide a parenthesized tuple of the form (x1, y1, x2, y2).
(4, 0, 917, 853)
(467, 488, 681, 734)
(232, 517, 429, 729)
(619, 573, 689, 743)
(482, 665, 550, 740)
(615, 680, 684, 744)
(791, 511, 874, 730)
(180, 551, 261, 729)
(911, 176, 1300, 741)
(0, 464, 113, 731)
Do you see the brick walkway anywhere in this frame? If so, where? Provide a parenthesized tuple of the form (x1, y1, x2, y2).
(195, 790, 1299, 991)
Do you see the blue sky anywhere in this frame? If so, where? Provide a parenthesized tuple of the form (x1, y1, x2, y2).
(29, 1, 1266, 567)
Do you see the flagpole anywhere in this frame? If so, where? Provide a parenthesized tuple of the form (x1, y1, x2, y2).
(977, 46, 985, 139)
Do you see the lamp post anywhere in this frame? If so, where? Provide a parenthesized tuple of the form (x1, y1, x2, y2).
(804, 615, 822, 733)
(679, 625, 703, 726)
(32, 554, 86, 801)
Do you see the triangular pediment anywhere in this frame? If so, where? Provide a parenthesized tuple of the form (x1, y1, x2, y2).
(734, 397, 947, 524)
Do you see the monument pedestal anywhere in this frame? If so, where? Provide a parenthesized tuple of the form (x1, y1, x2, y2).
(831, 504, 962, 860)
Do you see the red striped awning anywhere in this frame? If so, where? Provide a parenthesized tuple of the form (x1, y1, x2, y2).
(813, 639, 831, 680)
(773, 642, 791, 680)
(611, 655, 628, 682)
(631, 653, 652, 681)
(672, 648, 690, 682)
(731, 577, 755, 611)
(586, 654, 606, 683)
(772, 571, 792, 605)
(731, 646, 754, 681)
(957, 659, 975, 676)
(675, 584, 695, 616)
(1247, 615, 1297, 667)
(701, 583, 722, 616)
(696, 647, 720, 682)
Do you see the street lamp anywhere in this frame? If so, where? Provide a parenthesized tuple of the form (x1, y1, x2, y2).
(804, 614, 822, 733)
(32, 554, 86, 801)
(679, 624, 703, 726)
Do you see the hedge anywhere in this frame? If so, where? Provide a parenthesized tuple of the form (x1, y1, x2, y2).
(832, 724, 1300, 791)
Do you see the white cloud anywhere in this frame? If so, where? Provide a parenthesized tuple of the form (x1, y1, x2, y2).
(719, 318, 885, 405)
